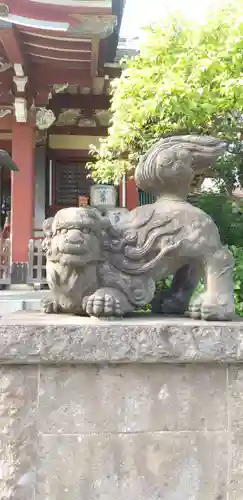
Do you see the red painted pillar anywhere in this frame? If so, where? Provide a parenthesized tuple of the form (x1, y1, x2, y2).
(126, 178, 139, 210)
(11, 122, 35, 282)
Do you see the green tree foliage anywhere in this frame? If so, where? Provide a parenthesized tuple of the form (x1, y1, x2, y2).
(88, 0, 243, 184)
(231, 246, 243, 316)
(189, 192, 243, 247)
(211, 140, 243, 196)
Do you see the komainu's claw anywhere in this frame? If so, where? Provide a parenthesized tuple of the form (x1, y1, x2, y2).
(83, 290, 122, 317)
(41, 298, 59, 314)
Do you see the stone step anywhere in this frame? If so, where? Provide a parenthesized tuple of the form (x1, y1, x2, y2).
(0, 298, 43, 314)
(0, 291, 49, 314)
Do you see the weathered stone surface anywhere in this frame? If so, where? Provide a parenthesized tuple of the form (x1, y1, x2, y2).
(228, 367, 243, 431)
(0, 367, 37, 499)
(227, 367, 243, 500)
(229, 431, 243, 500)
(0, 314, 241, 499)
(38, 365, 227, 434)
(0, 313, 242, 364)
(36, 432, 228, 500)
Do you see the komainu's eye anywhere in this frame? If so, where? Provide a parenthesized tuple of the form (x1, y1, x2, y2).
(82, 227, 91, 234)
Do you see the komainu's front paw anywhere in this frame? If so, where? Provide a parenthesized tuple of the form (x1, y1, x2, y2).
(82, 289, 123, 317)
(188, 292, 235, 321)
(41, 298, 59, 314)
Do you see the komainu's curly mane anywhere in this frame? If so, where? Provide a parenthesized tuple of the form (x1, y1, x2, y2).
(105, 135, 227, 275)
(135, 135, 227, 195)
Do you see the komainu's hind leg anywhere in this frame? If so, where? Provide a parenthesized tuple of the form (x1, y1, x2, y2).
(189, 246, 235, 320)
(151, 263, 202, 315)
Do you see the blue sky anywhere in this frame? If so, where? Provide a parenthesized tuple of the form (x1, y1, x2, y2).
(120, 0, 224, 37)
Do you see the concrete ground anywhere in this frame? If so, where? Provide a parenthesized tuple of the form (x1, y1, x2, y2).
(0, 289, 49, 314)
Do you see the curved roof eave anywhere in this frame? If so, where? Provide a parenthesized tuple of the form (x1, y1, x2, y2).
(0, 14, 69, 30)
(30, 0, 111, 6)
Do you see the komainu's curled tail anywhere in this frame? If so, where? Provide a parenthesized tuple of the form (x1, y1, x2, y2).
(135, 135, 227, 197)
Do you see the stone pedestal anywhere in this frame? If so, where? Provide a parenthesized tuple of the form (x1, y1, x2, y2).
(1, 313, 243, 499)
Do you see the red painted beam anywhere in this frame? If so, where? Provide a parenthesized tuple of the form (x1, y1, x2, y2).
(28, 55, 90, 71)
(5, 0, 111, 23)
(0, 139, 11, 153)
(22, 33, 92, 52)
(126, 178, 139, 210)
(31, 66, 92, 87)
(48, 125, 108, 136)
(16, 26, 92, 41)
(0, 26, 25, 65)
(0, 115, 13, 130)
(0, 69, 14, 86)
(34, 87, 51, 106)
(25, 44, 91, 62)
(47, 148, 90, 160)
(11, 122, 35, 263)
(49, 93, 111, 110)
(0, 93, 14, 105)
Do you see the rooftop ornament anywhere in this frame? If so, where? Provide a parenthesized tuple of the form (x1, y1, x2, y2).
(35, 108, 56, 130)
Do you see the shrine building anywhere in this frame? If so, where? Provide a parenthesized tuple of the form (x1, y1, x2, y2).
(0, 0, 139, 285)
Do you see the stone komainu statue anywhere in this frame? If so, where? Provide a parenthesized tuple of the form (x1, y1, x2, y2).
(42, 135, 235, 321)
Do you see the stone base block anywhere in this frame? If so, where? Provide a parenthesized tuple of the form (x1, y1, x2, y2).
(1, 313, 243, 499)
